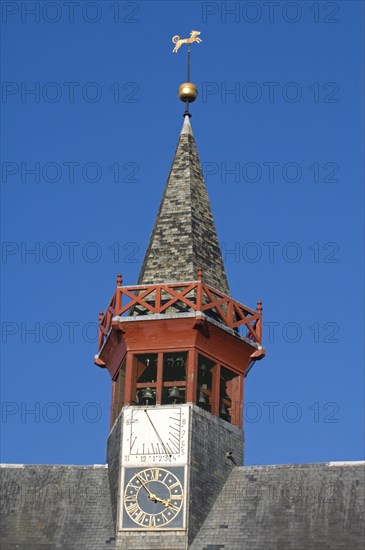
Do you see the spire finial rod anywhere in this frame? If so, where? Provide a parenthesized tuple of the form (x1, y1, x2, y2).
(172, 30, 202, 115)
(187, 43, 191, 82)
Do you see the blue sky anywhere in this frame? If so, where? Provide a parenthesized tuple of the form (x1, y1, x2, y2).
(1, 0, 364, 466)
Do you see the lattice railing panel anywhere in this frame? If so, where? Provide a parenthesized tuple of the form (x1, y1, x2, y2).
(97, 275, 262, 352)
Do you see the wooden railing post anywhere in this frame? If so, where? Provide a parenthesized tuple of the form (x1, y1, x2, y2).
(124, 353, 134, 405)
(256, 300, 263, 344)
(186, 349, 197, 403)
(155, 285, 161, 313)
(196, 267, 203, 309)
(156, 353, 163, 404)
(98, 311, 104, 350)
(115, 274, 122, 315)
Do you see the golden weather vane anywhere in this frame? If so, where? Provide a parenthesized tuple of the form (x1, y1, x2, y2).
(172, 30, 202, 54)
(171, 30, 202, 116)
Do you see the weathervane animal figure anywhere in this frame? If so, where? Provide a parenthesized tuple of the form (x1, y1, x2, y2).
(172, 31, 202, 53)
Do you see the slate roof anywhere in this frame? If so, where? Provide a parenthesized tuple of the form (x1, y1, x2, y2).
(0, 464, 115, 550)
(190, 462, 365, 550)
(137, 116, 230, 295)
(1, 462, 364, 550)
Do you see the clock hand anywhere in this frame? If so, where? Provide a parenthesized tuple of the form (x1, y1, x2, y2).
(136, 475, 154, 497)
(136, 475, 170, 507)
(150, 495, 170, 507)
(136, 475, 162, 504)
(144, 410, 171, 455)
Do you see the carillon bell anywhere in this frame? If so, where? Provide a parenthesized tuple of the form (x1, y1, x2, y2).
(221, 390, 230, 402)
(175, 356, 185, 369)
(220, 379, 229, 399)
(175, 356, 186, 379)
(220, 402, 231, 421)
(199, 363, 209, 387)
(140, 387, 155, 405)
(197, 391, 209, 410)
(200, 363, 208, 377)
(168, 386, 183, 403)
(166, 356, 174, 368)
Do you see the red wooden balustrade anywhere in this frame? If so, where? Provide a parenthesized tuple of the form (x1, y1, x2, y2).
(97, 274, 263, 352)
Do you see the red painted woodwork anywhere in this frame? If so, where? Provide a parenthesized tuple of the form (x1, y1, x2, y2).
(97, 278, 263, 353)
(186, 349, 198, 403)
(95, 272, 264, 430)
(96, 314, 264, 429)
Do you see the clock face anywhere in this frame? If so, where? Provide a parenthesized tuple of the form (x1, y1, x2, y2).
(122, 466, 185, 529)
(122, 405, 190, 466)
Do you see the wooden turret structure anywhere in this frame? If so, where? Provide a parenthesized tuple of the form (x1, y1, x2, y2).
(95, 114, 265, 430)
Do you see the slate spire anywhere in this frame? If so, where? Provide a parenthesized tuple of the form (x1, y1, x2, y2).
(138, 115, 230, 295)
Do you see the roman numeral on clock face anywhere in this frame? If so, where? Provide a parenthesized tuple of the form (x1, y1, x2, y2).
(137, 470, 149, 483)
(169, 480, 180, 490)
(149, 515, 156, 527)
(126, 502, 139, 516)
(150, 469, 160, 481)
(134, 510, 147, 524)
(168, 504, 180, 513)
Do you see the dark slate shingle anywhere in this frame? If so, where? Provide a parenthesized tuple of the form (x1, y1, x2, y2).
(0, 464, 115, 550)
(138, 116, 230, 295)
(190, 462, 365, 550)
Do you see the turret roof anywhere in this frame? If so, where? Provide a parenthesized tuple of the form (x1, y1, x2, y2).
(138, 115, 229, 295)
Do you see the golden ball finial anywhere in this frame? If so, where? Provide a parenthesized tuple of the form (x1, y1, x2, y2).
(178, 82, 198, 103)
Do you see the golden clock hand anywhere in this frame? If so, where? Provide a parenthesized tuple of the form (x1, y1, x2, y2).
(136, 475, 171, 506)
(136, 475, 153, 496)
(136, 475, 162, 504)
(151, 495, 170, 507)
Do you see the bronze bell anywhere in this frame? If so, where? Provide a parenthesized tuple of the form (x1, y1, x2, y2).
(199, 364, 209, 385)
(140, 387, 154, 405)
(166, 356, 174, 368)
(220, 402, 231, 421)
(168, 386, 182, 404)
(220, 381, 229, 399)
(200, 363, 208, 376)
(197, 391, 210, 410)
(175, 356, 184, 368)
(175, 356, 186, 379)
